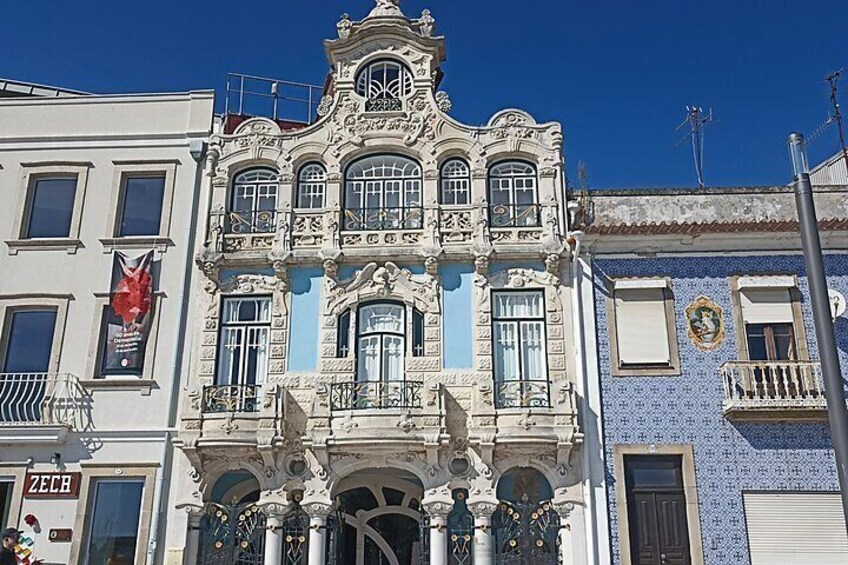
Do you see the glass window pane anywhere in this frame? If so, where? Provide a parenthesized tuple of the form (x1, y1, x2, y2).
(520, 321, 546, 380)
(493, 292, 543, 319)
(86, 480, 144, 565)
(493, 321, 519, 382)
(383, 335, 404, 381)
(357, 335, 381, 382)
(26, 177, 77, 238)
(118, 176, 166, 237)
(359, 304, 404, 334)
(2, 310, 56, 373)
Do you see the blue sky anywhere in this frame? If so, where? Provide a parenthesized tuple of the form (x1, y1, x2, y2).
(3, 0, 847, 188)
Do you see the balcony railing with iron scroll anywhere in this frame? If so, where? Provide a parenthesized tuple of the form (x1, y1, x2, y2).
(330, 381, 423, 411)
(226, 210, 277, 235)
(495, 379, 551, 409)
(720, 360, 829, 415)
(489, 203, 541, 228)
(0, 373, 83, 426)
(342, 207, 424, 231)
(202, 384, 260, 413)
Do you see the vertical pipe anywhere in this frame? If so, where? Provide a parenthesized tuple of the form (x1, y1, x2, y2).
(793, 165, 848, 531)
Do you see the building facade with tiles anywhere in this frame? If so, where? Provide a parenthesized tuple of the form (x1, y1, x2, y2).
(578, 186, 848, 565)
(164, 3, 593, 565)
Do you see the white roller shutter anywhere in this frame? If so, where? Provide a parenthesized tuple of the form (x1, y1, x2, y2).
(614, 288, 670, 365)
(740, 289, 794, 324)
(744, 492, 848, 565)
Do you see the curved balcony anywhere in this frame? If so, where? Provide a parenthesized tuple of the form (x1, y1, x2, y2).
(0, 373, 86, 444)
(329, 380, 423, 411)
(495, 379, 551, 409)
(202, 384, 260, 413)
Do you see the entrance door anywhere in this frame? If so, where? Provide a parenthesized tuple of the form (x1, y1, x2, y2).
(625, 456, 691, 565)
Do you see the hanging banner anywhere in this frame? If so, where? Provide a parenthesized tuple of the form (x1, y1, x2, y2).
(101, 250, 154, 375)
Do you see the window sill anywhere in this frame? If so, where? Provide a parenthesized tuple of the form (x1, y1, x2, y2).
(80, 378, 157, 395)
(99, 237, 173, 253)
(5, 238, 83, 255)
(612, 364, 681, 377)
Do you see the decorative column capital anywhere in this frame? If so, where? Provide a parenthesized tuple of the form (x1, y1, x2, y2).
(302, 501, 334, 521)
(467, 500, 499, 519)
(421, 499, 453, 521)
(552, 500, 576, 519)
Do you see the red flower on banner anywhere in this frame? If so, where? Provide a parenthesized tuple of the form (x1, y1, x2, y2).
(112, 266, 152, 325)
(23, 514, 38, 526)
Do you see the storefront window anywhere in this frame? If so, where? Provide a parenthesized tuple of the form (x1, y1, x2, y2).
(85, 480, 144, 565)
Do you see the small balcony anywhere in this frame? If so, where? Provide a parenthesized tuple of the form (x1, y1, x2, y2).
(342, 207, 424, 231)
(221, 210, 277, 253)
(721, 360, 829, 421)
(0, 373, 85, 444)
(495, 379, 551, 409)
(202, 384, 261, 413)
(329, 380, 423, 411)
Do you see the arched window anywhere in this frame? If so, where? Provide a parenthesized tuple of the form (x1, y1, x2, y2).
(296, 163, 326, 209)
(344, 155, 422, 230)
(229, 168, 278, 234)
(488, 161, 539, 227)
(355, 59, 413, 111)
(357, 303, 406, 383)
(440, 158, 470, 205)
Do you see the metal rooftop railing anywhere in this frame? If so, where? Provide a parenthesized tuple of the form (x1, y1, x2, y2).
(224, 72, 324, 125)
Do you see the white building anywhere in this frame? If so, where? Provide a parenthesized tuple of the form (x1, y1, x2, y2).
(0, 83, 214, 564)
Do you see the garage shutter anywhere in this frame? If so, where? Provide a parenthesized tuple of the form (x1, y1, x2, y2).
(744, 492, 848, 565)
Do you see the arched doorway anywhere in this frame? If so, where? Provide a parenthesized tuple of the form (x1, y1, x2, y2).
(493, 467, 560, 565)
(333, 469, 425, 565)
(199, 472, 265, 565)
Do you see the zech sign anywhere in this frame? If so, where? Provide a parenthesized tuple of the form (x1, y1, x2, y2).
(24, 472, 81, 499)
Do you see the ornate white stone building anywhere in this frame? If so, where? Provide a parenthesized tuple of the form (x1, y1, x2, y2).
(166, 2, 589, 564)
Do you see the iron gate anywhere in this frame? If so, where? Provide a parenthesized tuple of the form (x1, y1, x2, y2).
(493, 499, 560, 565)
(199, 502, 266, 565)
(281, 507, 309, 565)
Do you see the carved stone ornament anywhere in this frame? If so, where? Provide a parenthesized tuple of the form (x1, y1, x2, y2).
(230, 118, 283, 158)
(317, 95, 334, 117)
(435, 91, 452, 113)
(685, 295, 725, 351)
(220, 273, 288, 316)
(369, 0, 404, 18)
(302, 501, 334, 520)
(325, 261, 441, 315)
(336, 13, 352, 39)
(419, 9, 436, 38)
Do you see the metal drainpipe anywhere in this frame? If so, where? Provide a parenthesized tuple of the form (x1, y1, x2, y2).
(146, 138, 208, 564)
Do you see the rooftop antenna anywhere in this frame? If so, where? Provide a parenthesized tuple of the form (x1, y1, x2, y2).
(826, 69, 848, 176)
(675, 106, 713, 188)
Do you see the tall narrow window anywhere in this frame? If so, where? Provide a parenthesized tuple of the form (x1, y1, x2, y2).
(740, 288, 797, 361)
(356, 303, 405, 382)
(297, 163, 327, 209)
(492, 291, 548, 407)
(337, 310, 351, 358)
(25, 176, 78, 238)
(344, 155, 422, 230)
(84, 479, 144, 565)
(412, 309, 425, 358)
(117, 175, 166, 236)
(440, 159, 470, 205)
(217, 297, 271, 386)
(1, 309, 57, 423)
(488, 162, 538, 227)
(229, 169, 278, 234)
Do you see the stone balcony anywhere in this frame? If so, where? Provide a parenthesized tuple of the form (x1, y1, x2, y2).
(0, 372, 87, 444)
(720, 360, 830, 421)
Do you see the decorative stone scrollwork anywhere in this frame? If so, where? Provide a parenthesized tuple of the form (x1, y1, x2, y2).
(325, 261, 440, 316)
(435, 90, 451, 113)
(302, 502, 334, 520)
(336, 13, 352, 39)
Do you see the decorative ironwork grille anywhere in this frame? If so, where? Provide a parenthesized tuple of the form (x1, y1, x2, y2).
(343, 206, 423, 230)
(495, 380, 551, 409)
(227, 210, 277, 234)
(282, 507, 309, 565)
(493, 499, 560, 565)
(199, 502, 266, 565)
(448, 490, 474, 565)
(329, 381, 423, 411)
(202, 385, 260, 413)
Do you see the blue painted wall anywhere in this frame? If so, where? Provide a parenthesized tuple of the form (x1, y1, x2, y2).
(288, 267, 324, 372)
(442, 263, 475, 369)
(594, 254, 848, 565)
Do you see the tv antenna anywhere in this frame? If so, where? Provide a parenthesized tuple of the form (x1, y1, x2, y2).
(826, 69, 848, 176)
(675, 106, 713, 188)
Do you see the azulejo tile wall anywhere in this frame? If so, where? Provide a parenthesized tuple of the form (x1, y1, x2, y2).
(593, 254, 848, 565)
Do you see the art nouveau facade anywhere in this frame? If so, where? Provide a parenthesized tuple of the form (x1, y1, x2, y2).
(165, 3, 590, 565)
(0, 84, 214, 564)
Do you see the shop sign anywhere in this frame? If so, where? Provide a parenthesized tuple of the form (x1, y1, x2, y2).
(48, 529, 73, 542)
(24, 472, 81, 499)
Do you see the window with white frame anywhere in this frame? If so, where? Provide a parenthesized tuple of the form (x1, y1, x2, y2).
(440, 159, 471, 205)
(344, 155, 422, 230)
(217, 297, 271, 386)
(229, 169, 278, 234)
(356, 303, 406, 382)
(492, 291, 549, 407)
(488, 161, 539, 227)
(297, 163, 327, 209)
(739, 286, 798, 361)
(355, 59, 413, 111)
(612, 281, 675, 369)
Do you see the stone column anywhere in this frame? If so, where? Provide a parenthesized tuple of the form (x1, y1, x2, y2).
(303, 502, 333, 565)
(183, 508, 203, 565)
(554, 501, 576, 565)
(468, 501, 497, 565)
(264, 512, 285, 565)
(422, 500, 452, 565)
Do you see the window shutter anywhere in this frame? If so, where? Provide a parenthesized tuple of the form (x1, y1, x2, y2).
(614, 288, 671, 365)
(740, 289, 794, 324)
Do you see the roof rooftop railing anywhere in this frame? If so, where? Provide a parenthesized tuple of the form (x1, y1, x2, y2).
(224, 72, 324, 125)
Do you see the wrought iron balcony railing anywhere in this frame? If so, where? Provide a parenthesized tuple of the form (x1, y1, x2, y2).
(495, 379, 552, 409)
(226, 210, 277, 235)
(330, 381, 423, 411)
(721, 360, 828, 415)
(342, 207, 423, 231)
(203, 384, 260, 413)
(489, 204, 541, 228)
(0, 373, 82, 426)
